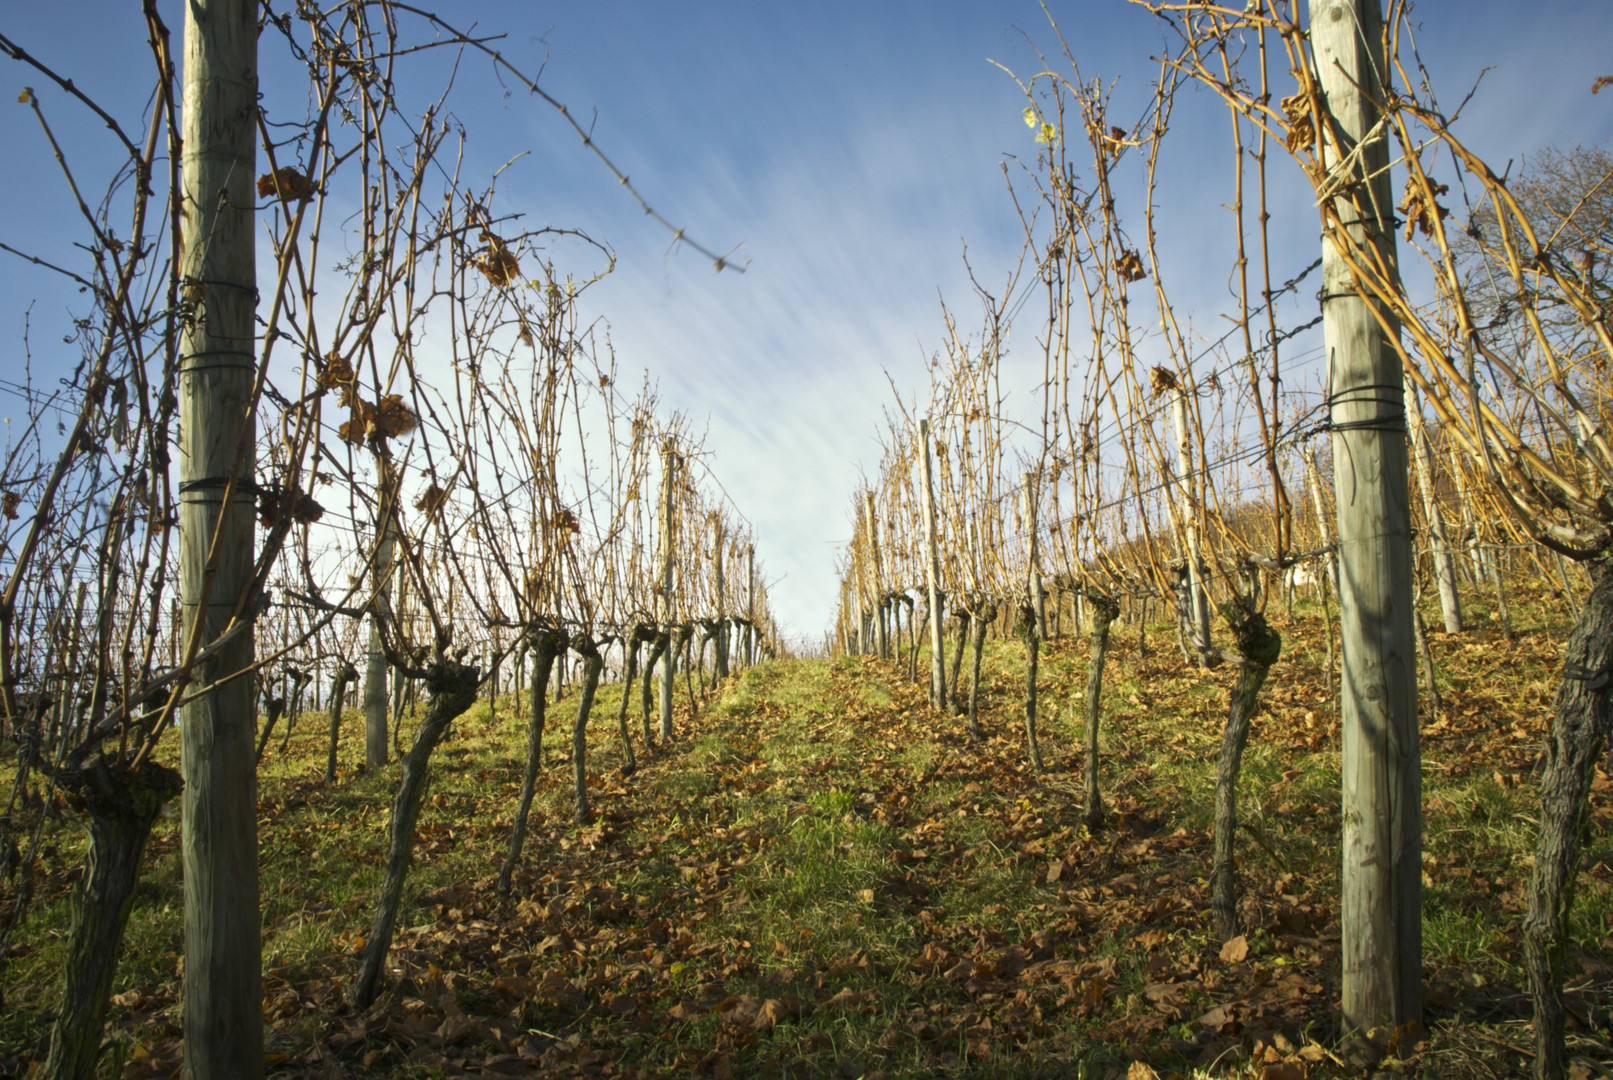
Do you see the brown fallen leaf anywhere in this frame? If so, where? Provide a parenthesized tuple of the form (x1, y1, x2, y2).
(1128, 1063, 1160, 1080)
(1195, 1003, 1234, 1034)
(1220, 934, 1249, 963)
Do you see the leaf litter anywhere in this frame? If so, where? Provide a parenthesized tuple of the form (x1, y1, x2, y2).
(3, 583, 1610, 1078)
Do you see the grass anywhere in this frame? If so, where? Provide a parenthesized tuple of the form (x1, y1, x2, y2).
(0, 578, 1609, 1078)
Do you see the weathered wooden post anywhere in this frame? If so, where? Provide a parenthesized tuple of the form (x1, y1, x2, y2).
(745, 544, 756, 668)
(1170, 382, 1212, 657)
(1403, 372, 1463, 633)
(864, 490, 888, 660)
(363, 466, 397, 769)
(712, 519, 729, 680)
(1310, 0, 1422, 1049)
(919, 420, 946, 708)
(178, 0, 262, 1071)
(658, 440, 677, 739)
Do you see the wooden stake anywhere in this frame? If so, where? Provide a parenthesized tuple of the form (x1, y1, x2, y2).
(1310, 0, 1422, 1048)
(178, 0, 262, 1071)
(658, 441, 676, 739)
(918, 420, 947, 708)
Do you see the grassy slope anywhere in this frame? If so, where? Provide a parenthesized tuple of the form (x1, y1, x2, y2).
(2, 581, 1611, 1079)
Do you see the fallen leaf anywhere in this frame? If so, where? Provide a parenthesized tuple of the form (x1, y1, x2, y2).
(1220, 934, 1249, 963)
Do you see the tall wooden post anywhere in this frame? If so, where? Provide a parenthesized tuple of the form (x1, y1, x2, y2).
(1403, 372, 1463, 633)
(713, 519, 729, 680)
(658, 441, 677, 739)
(864, 491, 888, 660)
(364, 466, 396, 769)
(1171, 386, 1212, 656)
(918, 420, 946, 707)
(1310, 0, 1421, 1048)
(745, 543, 756, 668)
(178, 0, 262, 1073)
(1303, 447, 1340, 595)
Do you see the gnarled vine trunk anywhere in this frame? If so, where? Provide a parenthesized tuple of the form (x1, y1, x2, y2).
(325, 664, 357, 783)
(614, 634, 640, 774)
(1082, 592, 1121, 830)
(642, 630, 669, 747)
(498, 629, 562, 898)
(1019, 601, 1044, 772)
(570, 638, 605, 824)
(1210, 599, 1281, 942)
(965, 603, 994, 740)
(1526, 557, 1613, 1080)
(44, 756, 182, 1080)
(353, 660, 479, 1008)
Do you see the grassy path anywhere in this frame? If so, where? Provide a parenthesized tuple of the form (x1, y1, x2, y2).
(2, 590, 1610, 1077)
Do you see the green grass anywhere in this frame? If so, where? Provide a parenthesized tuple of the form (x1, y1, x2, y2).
(0, 580, 1608, 1078)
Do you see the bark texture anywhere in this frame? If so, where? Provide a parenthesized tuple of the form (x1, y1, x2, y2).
(44, 757, 181, 1080)
(1210, 600, 1281, 942)
(1525, 558, 1613, 1080)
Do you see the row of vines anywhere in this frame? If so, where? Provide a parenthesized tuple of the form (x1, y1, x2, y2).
(830, 4, 1611, 1078)
(0, 2, 781, 1076)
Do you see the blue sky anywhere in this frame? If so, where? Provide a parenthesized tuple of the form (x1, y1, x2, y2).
(3, 1, 1611, 646)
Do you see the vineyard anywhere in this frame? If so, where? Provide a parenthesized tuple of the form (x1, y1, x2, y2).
(0, 1, 1610, 1079)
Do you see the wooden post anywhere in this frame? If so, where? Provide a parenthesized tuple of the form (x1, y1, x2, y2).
(919, 420, 947, 708)
(1403, 372, 1463, 633)
(1171, 386, 1212, 656)
(658, 441, 676, 739)
(1303, 447, 1340, 595)
(1310, 0, 1422, 1048)
(713, 520, 729, 681)
(363, 483, 396, 770)
(864, 491, 888, 660)
(178, 0, 262, 1073)
(744, 544, 755, 668)
(1019, 472, 1045, 770)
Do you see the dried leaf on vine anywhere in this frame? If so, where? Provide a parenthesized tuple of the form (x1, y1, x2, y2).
(1594, 74, 1613, 94)
(415, 483, 451, 518)
(318, 352, 355, 393)
(1116, 249, 1147, 282)
(1090, 123, 1127, 161)
(1399, 176, 1449, 240)
(257, 486, 324, 528)
(372, 394, 419, 439)
(554, 508, 581, 534)
(1149, 366, 1180, 398)
(517, 324, 535, 346)
(256, 166, 315, 202)
(2, 491, 20, 519)
(475, 232, 521, 288)
(339, 394, 417, 445)
(1281, 92, 1315, 154)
